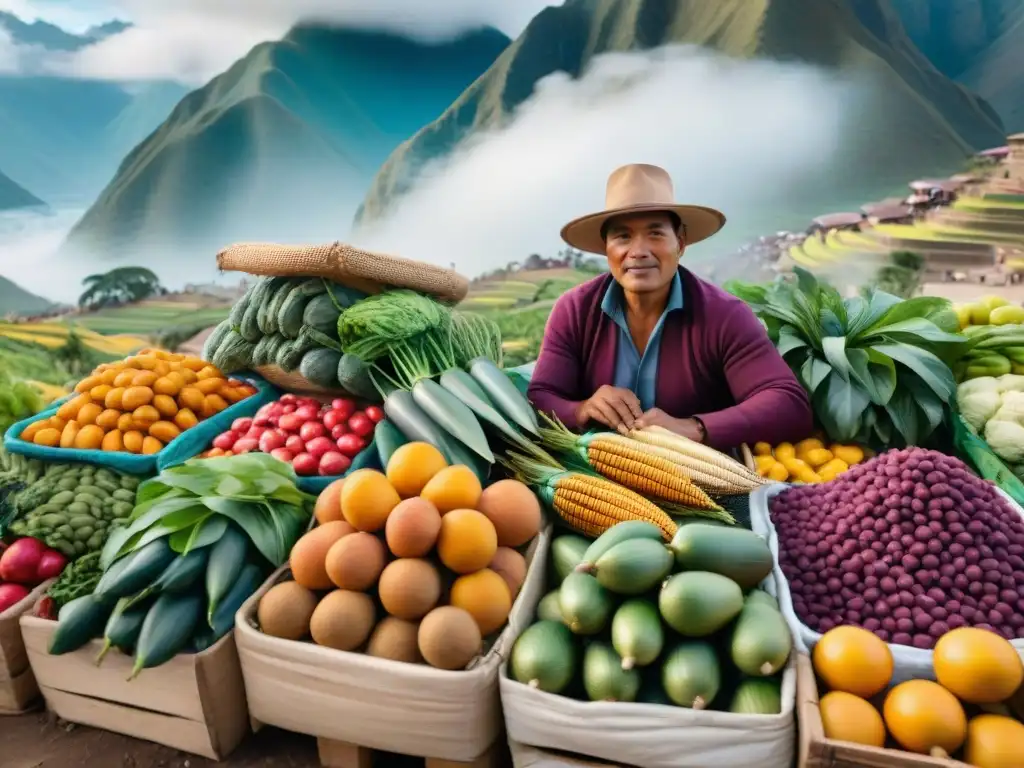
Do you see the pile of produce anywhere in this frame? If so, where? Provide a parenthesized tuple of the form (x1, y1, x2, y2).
(40, 551, 102, 613)
(509, 521, 791, 713)
(7, 463, 140, 559)
(957, 324, 1024, 381)
(199, 393, 383, 476)
(537, 417, 762, 510)
(0, 537, 67, 612)
(0, 368, 45, 434)
(257, 442, 542, 671)
(753, 438, 869, 483)
(725, 269, 964, 446)
(203, 277, 378, 398)
(0, 443, 45, 534)
(769, 447, 1024, 648)
(957, 374, 1024, 481)
(43, 454, 312, 674)
(953, 295, 1024, 330)
(16, 350, 256, 454)
(813, 624, 1024, 766)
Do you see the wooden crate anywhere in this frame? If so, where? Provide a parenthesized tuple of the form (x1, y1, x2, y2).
(0, 580, 52, 714)
(508, 739, 625, 768)
(19, 612, 250, 759)
(796, 654, 964, 768)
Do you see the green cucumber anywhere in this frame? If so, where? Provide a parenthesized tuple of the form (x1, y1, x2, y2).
(611, 599, 663, 670)
(209, 563, 264, 640)
(730, 590, 792, 677)
(48, 594, 112, 655)
(536, 590, 564, 623)
(509, 620, 577, 694)
(729, 677, 783, 715)
(303, 293, 341, 336)
(123, 548, 210, 609)
(130, 592, 204, 678)
(669, 524, 774, 590)
(590, 538, 674, 595)
(95, 538, 177, 601)
(550, 535, 590, 583)
(583, 641, 640, 702)
(95, 597, 152, 665)
(659, 571, 744, 637)
(578, 521, 664, 572)
(205, 525, 249, 624)
(559, 572, 612, 636)
(374, 419, 408, 471)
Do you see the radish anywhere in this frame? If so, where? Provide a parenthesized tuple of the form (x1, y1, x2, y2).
(322, 409, 346, 430)
(36, 550, 67, 581)
(364, 405, 384, 423)
(300, 422, 327, 442)
(292, 452, 318, 476)
(336, 433, 365, 458)
(319, 451, 351, 476)
(212, 431, 236, 451)
(332, 399, 356, 420)
(270, 447, 295, 463)
(348, 412, 374, 438)
(305, 436, 334, 460)
(295, 405, 319, 422)
(285, 435, 305, 454)
(330, 424, 348, 441)
(232, 417, 253, 433)
(0, 538, 47, 584)
(233, 437, 259, 454)
(245, 425, 267, 441)
(279, 394, 297, 405)
(278, 413, 302, 432)
(253, 416, 272, 428)
(259, 430, 286, 453)
(0, 584, 30, 614)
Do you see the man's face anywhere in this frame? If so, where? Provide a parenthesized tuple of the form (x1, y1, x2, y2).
(604, 212, 684, 294)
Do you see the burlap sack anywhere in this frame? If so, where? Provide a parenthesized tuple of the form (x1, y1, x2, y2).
(253, 364, 355, 401)
(216, 242, 469, 304)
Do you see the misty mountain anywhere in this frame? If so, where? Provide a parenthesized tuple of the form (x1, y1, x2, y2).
(0, 11, 129, 50)
(62, 24, 511, 259)
(0, 274, 53, 316)
(890, 0, 1024, 131)
(356, 0, 1007, 227)
(0, 12, 185, 204)
(0, 168, 44, 210)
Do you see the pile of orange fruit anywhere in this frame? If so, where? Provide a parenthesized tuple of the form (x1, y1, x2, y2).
(19, 349, 256, 455)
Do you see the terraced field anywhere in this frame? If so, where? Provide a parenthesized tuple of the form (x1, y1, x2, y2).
(0, 322, 147, 356)
(63, 299, 232, 335)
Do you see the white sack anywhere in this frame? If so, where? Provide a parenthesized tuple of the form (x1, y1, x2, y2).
(499, 524, 796, 768)
(749, 483, 1024, 685)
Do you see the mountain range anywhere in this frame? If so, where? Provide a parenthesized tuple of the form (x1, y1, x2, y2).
(355, 0, 1007, 227)
(0, 169, 43, 210)
(62, 24, 511, 258)
(0, 274, 53, 316)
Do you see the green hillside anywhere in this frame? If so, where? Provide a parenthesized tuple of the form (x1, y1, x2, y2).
(0, 169, 43, 210)
(0, 275, 54, 316)
(63, 25, 511, 261)
(356, 0, 1006, 227)
(890, 0, 1024, 131)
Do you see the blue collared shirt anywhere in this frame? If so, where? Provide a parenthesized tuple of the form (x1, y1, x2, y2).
(601, 272, 685, 411)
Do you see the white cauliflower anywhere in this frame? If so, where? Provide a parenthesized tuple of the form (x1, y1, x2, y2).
(984, 419, 1024, 464)
(996, 374, 1024, 393)
(992, 390, 1024, 424)
(958, 383, 1002, 434)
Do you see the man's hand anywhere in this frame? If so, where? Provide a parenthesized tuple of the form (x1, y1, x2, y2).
(575, 386, 643, 431)
(634, 408, 706, 442)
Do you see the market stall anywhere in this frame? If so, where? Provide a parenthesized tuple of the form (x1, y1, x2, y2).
(1, 256, 1022, 768)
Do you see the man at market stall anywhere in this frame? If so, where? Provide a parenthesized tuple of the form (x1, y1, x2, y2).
(527, 164, 813, 451)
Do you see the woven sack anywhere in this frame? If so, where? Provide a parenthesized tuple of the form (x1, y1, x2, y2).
(216, 242, 469, 304)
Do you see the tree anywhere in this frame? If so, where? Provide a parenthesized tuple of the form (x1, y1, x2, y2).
(870, 250, 924, 298)
(78, 267, 163, 309)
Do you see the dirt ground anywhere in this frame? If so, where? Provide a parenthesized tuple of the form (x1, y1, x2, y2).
(0, 711, 429, 768)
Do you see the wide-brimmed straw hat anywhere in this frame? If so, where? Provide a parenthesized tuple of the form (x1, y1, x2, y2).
(560, 164, 726, 254)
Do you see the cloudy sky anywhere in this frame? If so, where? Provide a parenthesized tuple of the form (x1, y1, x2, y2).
(0, 0, 554, 82)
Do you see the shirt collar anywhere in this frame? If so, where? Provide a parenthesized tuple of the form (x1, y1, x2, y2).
(601, 270, 684, 324)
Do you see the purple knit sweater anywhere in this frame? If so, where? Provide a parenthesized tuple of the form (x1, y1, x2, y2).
(527, 269, 814, 450)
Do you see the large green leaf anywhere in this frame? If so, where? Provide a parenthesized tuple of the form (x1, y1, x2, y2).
(100, 496, 202, 569)
(776, 325, 808, 359)
(903, 376, 945, 435)
(799, 354, 832, 395)
(872, 342, 956, 401)
(847, 348, 897, 405)
(170, 515, 229, 554)
(885, 387, 920, 446)
(868, 295, 951, 332)
(862, 317, 965, 345)
(821, 336, 852, 381)
(846, 290, 902, 340)
(815, 371, 871, 441)
(154, 464, 221, 497)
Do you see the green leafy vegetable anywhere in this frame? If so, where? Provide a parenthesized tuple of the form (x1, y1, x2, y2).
(724, 267, 967, 446)
(100, 454, 313, 570)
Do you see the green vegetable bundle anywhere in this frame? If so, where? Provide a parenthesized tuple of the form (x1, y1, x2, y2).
(46, 551, 103, 609)
(955, 324, 1024, 381)
(204, 276, 374, 396)
(725, 268, 967, 446)
(43, 453, 312, 676)
(0, 442, 46, 535)
(7, 463, 140, 559)
(0, 368, 45, 434)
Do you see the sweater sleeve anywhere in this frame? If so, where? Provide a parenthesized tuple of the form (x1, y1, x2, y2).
(527, 293, 587, 429)
(695, 301, 813, 450)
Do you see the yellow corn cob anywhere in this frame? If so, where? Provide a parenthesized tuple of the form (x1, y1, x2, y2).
(627, 426, 766, 492)
(550, 473, 677, 540)
(585, 436, 720, 509)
